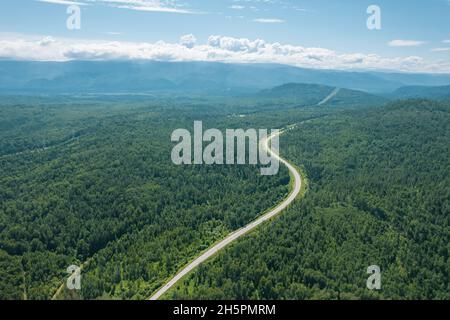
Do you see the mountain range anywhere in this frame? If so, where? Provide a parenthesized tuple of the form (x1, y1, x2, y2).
(2, 60, 450, 95)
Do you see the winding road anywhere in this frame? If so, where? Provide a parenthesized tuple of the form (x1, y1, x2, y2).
(49, 88, 340, 300)
(149, 127, 303, 300)
(48, 89, 339, 300)
(318, 88, 340, 106)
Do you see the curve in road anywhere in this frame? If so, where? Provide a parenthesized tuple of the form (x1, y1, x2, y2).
(318, 88, 340, 106)
(149, 127, 302, 300)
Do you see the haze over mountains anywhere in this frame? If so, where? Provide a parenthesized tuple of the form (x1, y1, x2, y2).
(260, 83, 388, 106)
(2, 60, 450, 95)
(389, 85, 450, 100)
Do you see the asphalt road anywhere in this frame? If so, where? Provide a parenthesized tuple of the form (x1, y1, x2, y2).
(149, 127, 302, 300)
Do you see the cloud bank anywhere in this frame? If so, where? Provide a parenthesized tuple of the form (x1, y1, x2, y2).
(0, 33, 449, 73)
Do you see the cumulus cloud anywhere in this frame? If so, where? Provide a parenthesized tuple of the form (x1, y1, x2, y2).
(0, 33, 449, 73)
(207, 35, 266, 52)
(180, 34, 197, 48)
(38, 36, 56, 46)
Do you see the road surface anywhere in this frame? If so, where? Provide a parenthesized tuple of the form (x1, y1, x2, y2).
(149, 127, 302, 300)
(318, 88, 340, 106)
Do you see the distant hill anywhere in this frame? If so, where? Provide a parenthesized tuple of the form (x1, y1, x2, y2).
(259, 83, 334, 105)
(259, 83, 387, 107)
(389, 85, 450, 100)
(326, 86, 388, 107)
(1, 60, 450, 94)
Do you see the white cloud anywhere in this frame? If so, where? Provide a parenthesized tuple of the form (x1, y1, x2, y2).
(180, 34, 197, 48)
(293, 7, 310, 12)
(104, 32, 123, 35)
(388, 40, 426, 47)
(443, 40, 450, 44)
(431, 47, 450, 52)
(230, 5, 245, 10)
(207, 35, 266, 52)
(89, 0, 197, 14)
(38, 36, 56, 46)
(1, 33, 449, 73)
(253, 18, 285, 24)
(37, 0, 88, 5)
(37, 0, 198, 13)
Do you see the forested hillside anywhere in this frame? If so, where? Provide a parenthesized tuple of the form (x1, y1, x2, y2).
(0, 96, 294, 299)
(258, 83, 386, 107)
(167, 99, 450, 300)
(1, 91, 448, 300)
(389, 85, 450, 101)
(3, 61, 450, 94)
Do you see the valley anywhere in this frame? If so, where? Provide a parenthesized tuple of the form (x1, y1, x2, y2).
(1, 75, 449, 300)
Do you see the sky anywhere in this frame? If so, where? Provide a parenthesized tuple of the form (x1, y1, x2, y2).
(0, 0, 449, 73)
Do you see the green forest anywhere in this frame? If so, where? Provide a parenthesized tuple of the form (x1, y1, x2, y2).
(0, 94, 294, 299)
(0, 91, 448, 300)
(166, 99, 450, 300)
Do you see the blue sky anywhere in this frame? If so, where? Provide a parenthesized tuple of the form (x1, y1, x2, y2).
(0, 0, 449, 72)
